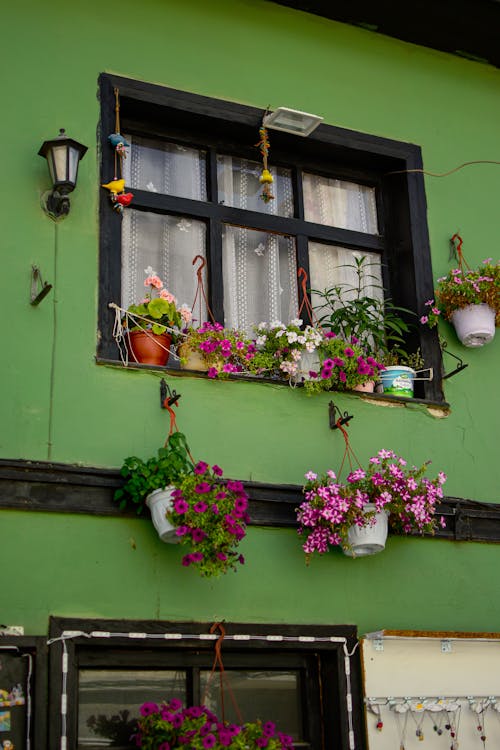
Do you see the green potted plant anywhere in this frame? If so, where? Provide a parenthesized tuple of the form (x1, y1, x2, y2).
(312, 255, 413, 359)
(115, 434, 250, 577)
(136, 699, 294, 750)
(114, 431, 194, 542)
(178, 322, 257, 377)
(297, 449, 446, 558)
(119, 269, 193, 366)
(421, 257, 500, 347)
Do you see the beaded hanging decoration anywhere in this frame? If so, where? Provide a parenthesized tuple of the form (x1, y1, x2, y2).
(256, 121, 274, 203)
(101, 87, 134, 213)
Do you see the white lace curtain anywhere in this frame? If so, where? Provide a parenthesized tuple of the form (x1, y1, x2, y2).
(120, 138, 382, 332)
(303, 173, 383, 314)
(121, 137, 207, 323)
(218, 155, 297, 332)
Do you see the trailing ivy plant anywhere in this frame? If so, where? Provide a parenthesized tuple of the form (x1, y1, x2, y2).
(114, 431, 194, 514)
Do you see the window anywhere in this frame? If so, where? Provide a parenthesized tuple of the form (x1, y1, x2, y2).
(48, 619, 364, 750)
(98, 74, 443, 401)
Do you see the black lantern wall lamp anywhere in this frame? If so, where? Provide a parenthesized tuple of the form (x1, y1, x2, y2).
(38, 128, 87, 219)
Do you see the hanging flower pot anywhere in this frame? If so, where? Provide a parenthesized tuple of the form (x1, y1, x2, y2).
(127, 330, 172, 366)
(343, 504, 389, 557)
(145, 486, 179, 543)
(420, 237, 499, 347)
(450, 303, 496, 348)
(297, 449, 446, 564)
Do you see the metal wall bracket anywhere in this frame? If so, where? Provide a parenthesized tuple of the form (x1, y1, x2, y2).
(329, 400, 353, 430)
(372, 638, 384, 652)
(30, 265, 52, 305)
(441, 342, 468, 380)
(160, 378, 181, 408)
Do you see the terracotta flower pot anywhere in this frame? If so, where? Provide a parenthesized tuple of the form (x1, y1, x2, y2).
(352, 380, 375, 393)
(127, 330, 172, 366)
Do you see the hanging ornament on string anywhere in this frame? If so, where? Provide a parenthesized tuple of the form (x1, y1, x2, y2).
(410, 702, 426, 742)
(101, 87, 133, 214)
(256, 114, 274, 203)
(392, 702, 410, 750)
(469, 697, 488, 747)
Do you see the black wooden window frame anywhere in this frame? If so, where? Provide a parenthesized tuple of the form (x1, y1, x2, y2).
(97, 73, 443, 402)
(48, 618, 364, 750)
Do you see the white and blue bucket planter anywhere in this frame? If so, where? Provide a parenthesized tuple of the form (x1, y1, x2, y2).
(379, 366, 416, 398)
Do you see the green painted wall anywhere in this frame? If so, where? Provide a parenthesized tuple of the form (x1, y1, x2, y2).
(2, 0, 500, 635)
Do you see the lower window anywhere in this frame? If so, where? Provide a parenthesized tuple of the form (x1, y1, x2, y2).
(49, 619, 364, 750)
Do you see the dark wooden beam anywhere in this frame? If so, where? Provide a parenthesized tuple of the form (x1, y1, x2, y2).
(1, 458, 500, 543)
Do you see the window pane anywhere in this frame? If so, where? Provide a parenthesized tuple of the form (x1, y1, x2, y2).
(200, 669, 304, 744)
(222, 225, 298, 334)
(121, 210, 206, 323)
(308, 242, 383, 316)
(78, 669, 186, 749)
(303, 172, 378, 233)
(217, 155, 294, 218)
(123, 135, 207, 200)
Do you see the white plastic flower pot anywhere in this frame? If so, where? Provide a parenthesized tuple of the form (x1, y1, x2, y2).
(292, 350, 320, 382)
(343, 504, 388, 557)
(450, 303, 496, 348)
(145, 486, 179, 544)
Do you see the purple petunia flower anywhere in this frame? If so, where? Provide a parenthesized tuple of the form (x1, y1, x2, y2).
(192, 528, 207, 542)
(194, 500, 208, 513)
(218, 729, 233, 746)
(194, 461, 209, 475)
(226, 480, 245, 492)
(182, 554, 193, 566)
(207, 367, 218, 378)
(173, 499, 189, 514)
(234, 496, 248, 512)
(212, 464, 223, 476)
(140, 702, 159, 716)
(168, 698, 182, 711)
(344, 347, 355, 357)
(195, 482, 212, 494)
(202, 734, 217, 748)
(263, 722, 276, 736)
(217, 552, 228, 561)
